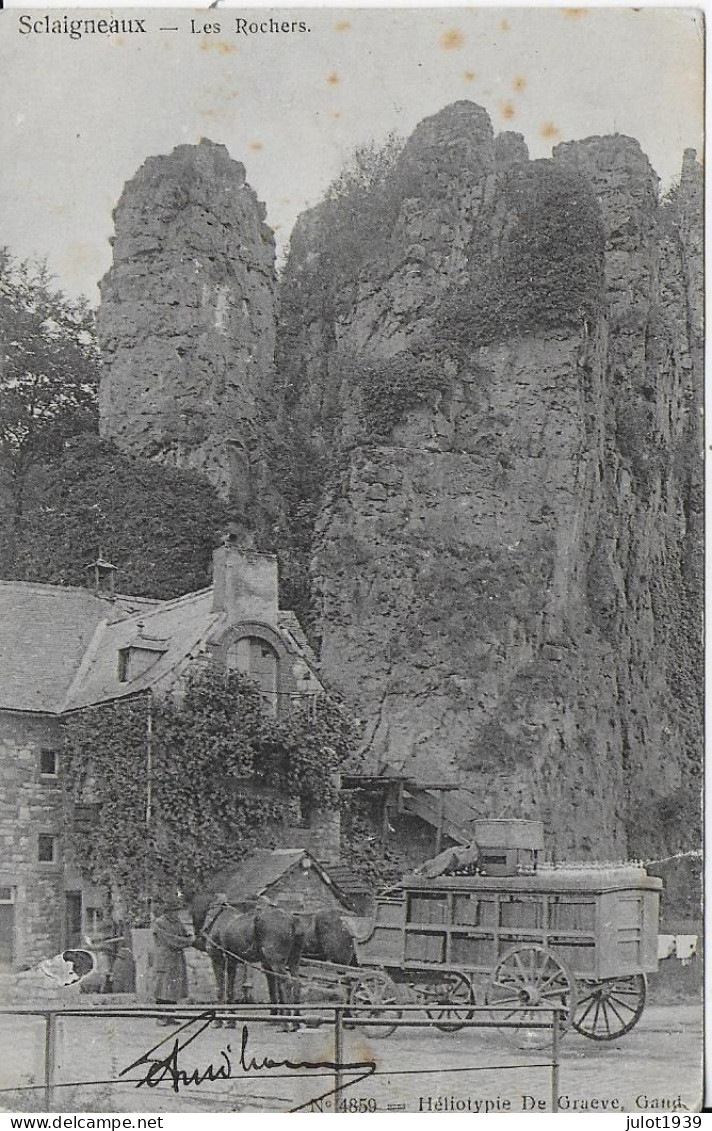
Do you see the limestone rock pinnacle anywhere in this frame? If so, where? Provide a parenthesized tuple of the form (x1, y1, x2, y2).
(97, 138, 276, 509)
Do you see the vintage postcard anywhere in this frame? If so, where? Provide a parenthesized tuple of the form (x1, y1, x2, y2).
(0, 5, 704, 1118)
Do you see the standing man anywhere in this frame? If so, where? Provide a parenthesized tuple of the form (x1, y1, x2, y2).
(152, 898, 194, 1024)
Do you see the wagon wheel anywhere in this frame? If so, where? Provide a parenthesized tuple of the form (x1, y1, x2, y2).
(573, 973, 646, 1041)
(485, 944, 577, 1050)
(348, 970, 402, 1039)
(424, 971, 476, 1033)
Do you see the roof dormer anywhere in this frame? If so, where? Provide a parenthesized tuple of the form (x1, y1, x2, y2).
(117, 622, 168, 683)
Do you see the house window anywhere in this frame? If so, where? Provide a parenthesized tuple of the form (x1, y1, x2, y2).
(38, 835, 58, 864)
(40, 749, 58, 777)
(227, 636, 279, 715)
(117, 649, 130, 683)
(299, 796, 315, 828)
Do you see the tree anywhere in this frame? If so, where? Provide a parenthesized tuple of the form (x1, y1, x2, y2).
(7, 433, 229, 598)
(0, 249, 100, 544)
(320, 132, 407, 295)
(325, 132, 405, 204)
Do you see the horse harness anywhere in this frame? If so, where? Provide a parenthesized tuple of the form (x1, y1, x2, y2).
(200, 901, 232, 943)
(199, 899, 298, 987)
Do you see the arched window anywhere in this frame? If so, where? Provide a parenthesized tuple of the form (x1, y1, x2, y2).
(227, 635, 279, 715)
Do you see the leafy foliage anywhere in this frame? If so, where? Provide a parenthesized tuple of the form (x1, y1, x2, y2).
(0, 249, 230, 600)
(64, 697, 152, 921)
(259, 404, 335, 635)
(3, 433, 229, 597)
(320, 132, 407, 296)
(340, 792, 413, 890)
(63, 666, 360, 920)
(277, 132, 409, 380)
(0, 249, 100, 539)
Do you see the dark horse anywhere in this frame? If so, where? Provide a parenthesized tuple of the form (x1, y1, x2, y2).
(192, 894, 303, 1024)
(299, 909, 357, 967)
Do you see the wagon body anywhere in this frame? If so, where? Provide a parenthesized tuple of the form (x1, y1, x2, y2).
(353, 863, 662, 1043)
(356, 865, 662, 982)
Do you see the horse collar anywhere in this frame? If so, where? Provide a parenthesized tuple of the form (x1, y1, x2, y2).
(202, 903, 229, 941)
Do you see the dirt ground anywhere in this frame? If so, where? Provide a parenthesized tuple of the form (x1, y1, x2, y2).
(0, 1001, 702, 1115)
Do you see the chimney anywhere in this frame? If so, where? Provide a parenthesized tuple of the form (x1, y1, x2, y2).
(212, 542, 279, 627)
(85, 556, 117, 599)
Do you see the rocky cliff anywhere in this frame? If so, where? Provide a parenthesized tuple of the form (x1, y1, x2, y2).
(97, 139, 276, 521)
(96, 103, 702, 872)
(276, 102, 703, 864)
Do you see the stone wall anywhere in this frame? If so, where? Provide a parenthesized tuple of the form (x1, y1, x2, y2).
(0, 713, 66, 965)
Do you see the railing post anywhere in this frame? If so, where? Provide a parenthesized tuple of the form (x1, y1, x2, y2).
(334, 1006, 344, 1108)
(43, 1011, 57, 1112)
(550, 1007, 560, 1114)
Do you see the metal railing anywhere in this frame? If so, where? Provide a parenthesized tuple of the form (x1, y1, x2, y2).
(0, 1002, 565, 1114)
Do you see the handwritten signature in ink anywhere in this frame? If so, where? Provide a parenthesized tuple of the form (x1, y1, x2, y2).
(120, 1010, 377, 1104)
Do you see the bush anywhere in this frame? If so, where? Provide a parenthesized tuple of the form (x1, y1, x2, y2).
(356, 349, 450, 437)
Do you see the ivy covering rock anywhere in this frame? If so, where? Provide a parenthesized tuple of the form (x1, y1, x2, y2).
(356, 349, 451, 438)
(437, 162, 606, 351)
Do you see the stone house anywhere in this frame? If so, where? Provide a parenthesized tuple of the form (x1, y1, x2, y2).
(0, 544, 334, 968)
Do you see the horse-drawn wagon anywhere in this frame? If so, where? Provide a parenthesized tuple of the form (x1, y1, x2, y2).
(351, 820, 663, 1046)
(194, 821, 662, 1046)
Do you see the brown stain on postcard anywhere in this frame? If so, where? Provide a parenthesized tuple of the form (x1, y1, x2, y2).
(500, 101, 516, 120)
(499, 19, 510, 32)
(512, 76, 526, 93)
(463, 71, 476, 82)
(563, 8, 588, 17)
(440, 28, 465, 50)
(200, 40, 236, 54)
(540, 122, 561, 139)
(334, 20, 351, 32)
(326, 71, 340, 85)
(248, 141, 263, 152)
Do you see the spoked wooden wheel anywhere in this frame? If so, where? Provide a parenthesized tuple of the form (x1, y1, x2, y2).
(424, 971, 476, 1033)
(485, 944, 576, 1050)
(573, 974, 646, 1041)
(348, 970, 402, 1039)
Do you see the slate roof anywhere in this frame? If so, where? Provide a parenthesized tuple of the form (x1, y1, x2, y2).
(63, 588, 222, 711)
(0, 578, 322, 716)
(323, 863, 373, 896)
(216, 849, 306, 902)
(277, 611, 319, 670)
(214, 848, 349, 906)
(0, 581, 157, 713)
